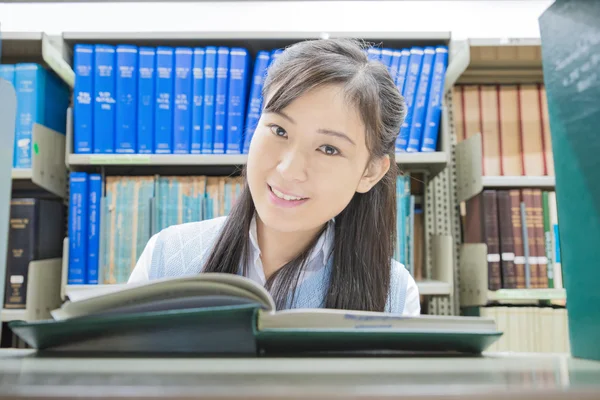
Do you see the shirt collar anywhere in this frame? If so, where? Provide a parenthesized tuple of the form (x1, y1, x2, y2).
(248, 214, 334, 267)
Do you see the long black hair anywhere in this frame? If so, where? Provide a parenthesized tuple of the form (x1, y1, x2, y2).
(202, 38, 406, 312)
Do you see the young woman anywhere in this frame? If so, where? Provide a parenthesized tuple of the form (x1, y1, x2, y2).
(129, 38, 420, 315)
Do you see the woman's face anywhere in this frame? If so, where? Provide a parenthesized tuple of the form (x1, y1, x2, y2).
(246, 83, 389, 234)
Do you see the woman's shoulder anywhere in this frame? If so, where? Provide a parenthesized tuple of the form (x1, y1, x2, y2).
(387, 258, 421, 315)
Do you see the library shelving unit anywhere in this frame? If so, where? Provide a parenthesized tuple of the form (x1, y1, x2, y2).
(59, 31, 460, 315)
(0, 33, 72, 341)
(451, 38, 564, 308)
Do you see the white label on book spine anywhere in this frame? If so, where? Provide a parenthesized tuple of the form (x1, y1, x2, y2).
(514, 256, 526, 264)
(501, 252, 515, 261)
(487, 253, 500, 262)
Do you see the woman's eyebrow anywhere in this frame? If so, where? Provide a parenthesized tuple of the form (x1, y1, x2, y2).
(271, 111, 296, 124)
(317, 129, 356, 146)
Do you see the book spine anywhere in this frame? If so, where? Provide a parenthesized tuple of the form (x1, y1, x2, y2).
(69, 172, 88, 284)
(93, 45, 116, 154)
(532, 189, 547, 288)
(522, 189, 538, 288)
(226, 48, 249, 154)
(87, 173, 102, 285)
(397, 47, 424, 152)
(191, 48, 205, 154)
(173, 47, 193, 154)
(420, 46, 448, 152)
(243, 51, 270, 154)
(4, 199, 36, 308)
(406, 47, 435, 152)
(510, 190, 526, 288)
(155, 47, 174, 154)
(394, 49, 411, 95)
(389, 50, 402, 82)
(549, 191, 562, 288)
(380, 48, 393, 69)
(366, 47, 382, 61)
(74, 45, 94, 154)
(212, 47, 230, 154)
(497, 190, 517, 288)
(0, 65, 15, 85)
(483, 190, 502, 291)
(14, 64, 43, 168)
(542, 190, 554, 288)
(202, 47, 217, 154)
(115, 45, 138, 154)
(137, 47, 155, 154)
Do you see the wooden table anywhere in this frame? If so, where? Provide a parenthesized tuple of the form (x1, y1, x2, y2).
(1, 349, 600, 399)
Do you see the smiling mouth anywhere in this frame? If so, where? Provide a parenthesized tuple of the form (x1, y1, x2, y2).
(268, 185, 308, 201)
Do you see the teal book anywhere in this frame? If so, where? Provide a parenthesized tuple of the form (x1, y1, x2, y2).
(8, 273, 501, 356)
(539, 0, 600, 361)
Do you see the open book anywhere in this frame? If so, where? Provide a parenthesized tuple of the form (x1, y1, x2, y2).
(9, 273, 502, 355)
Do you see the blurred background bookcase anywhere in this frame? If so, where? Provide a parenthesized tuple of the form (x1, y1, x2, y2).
(0, 30, 566, 352)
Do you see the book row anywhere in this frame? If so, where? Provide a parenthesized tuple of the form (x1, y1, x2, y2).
(464, 189, 562, 290)
(72, 44, 448, 156)
(0, 64, 70, 169)
(67, 173, 424, 285)
(453, 84, 554, 176)
(3, 198, 65, 309)
(479, 306, 569, 354)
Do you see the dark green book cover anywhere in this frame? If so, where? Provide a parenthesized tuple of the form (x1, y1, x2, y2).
(539, 0, 600, 361)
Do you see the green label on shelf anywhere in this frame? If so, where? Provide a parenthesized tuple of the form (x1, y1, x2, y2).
(89, 155, 152, 165)
(33, 143, 39, 155)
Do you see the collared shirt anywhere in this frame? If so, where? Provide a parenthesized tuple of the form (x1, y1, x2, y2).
(128, 216, 421, 315)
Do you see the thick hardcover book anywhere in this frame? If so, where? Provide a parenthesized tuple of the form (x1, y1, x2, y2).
(68, 172, 88, 284)
(155, 47, 174, 154)
(420, 46, 448, 152)
(406, 47, 435, 152)
(115, 45, 138, 154)
(539, 0, 600, 360)
(137, 47, 155, 154)
(394, 49, 411, 102)
(8, 273, 501, 355)
(380, 48, 393, 69)
(243, 51, 270, 154)
(202, 47, 217, 154)
(87, 174, 102, 285)
(191, 48, 205, 154)
(497, 191, 517, 288)
(509, 190, 526, 288)
(213, 47, 230, 154)
(397, 47, 424, 152)
(0, 65, 15, 84)
(389, 50, 402, 80)
(93, 45, 116, 154)
(73, 45, 94, 154)
(173, 48, 193, 154)
(226, 48, 249, 154)
(4, 198, 64, 309)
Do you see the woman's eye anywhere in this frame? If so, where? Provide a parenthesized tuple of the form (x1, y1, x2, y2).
(269, 125, 287, 138)
(319, 145, 340, 156)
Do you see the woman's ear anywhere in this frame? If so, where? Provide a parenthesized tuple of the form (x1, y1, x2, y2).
(356, 155, 391, 193)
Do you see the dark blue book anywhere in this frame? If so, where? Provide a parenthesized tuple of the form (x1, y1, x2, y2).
(69, 172, 88, 284)
(155, 47, 174, 154)
(191, 48, 205, 154)
(406, 47, 435, 152)
(202, 47, 217, 154)
(397, 47, 424, 152)
(73, 45, 94, 154)
(421, 46, 448, 152)
(87, 173, 102, 285)
(213, 47, 230, 154)
(137, 47, 155, 154)
(93, 45, 116, 154)
(243, 51, 270, 153)
(226, 48, 249, 154)
(115, 45, 138, 154)
(173, 47, 193, 154)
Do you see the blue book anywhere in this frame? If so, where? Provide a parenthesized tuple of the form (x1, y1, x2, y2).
(191, 48, 205, 154)
(243, 51, 270, 153)
(115, 45, 138, 154)
(202, 47, 217, 154)
(395, 49, 411, 94)
(380, 48, 393, 69)
(397, 47, 424, 152)
(87, 173, 102, 285)
(406, 47, 435, 152)
(367, 47, 382, 61)
(389, 50, 402, 81)
(421, 46, 449, 152)
(173, 47, 193, 154)
(137, 47, 155, 154)
(73, 45, 94, 154)
(226, 48, 249, 154)
(14, 64, 45, 168)
(213, 47, 230, 154)
(0, 64, 15, 85)
(68, 172, 88, 284)
(155, 47, 174, 154)
(93, 45, 116, 154)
